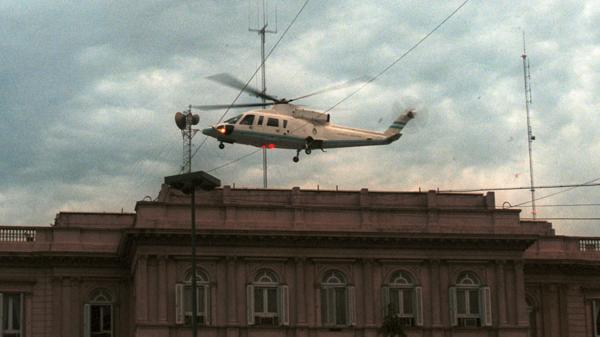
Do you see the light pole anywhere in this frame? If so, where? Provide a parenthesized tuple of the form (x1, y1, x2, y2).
(169, 109, 221, 337)
(165, 171, 220, 336)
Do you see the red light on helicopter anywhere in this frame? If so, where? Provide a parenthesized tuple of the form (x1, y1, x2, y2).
(268, 143, 275, 149)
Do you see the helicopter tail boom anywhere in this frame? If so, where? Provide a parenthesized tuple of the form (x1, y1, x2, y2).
(384, 109, 415, 137)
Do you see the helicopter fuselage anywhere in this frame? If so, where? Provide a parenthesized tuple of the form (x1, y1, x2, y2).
(202, 103, 409, 154)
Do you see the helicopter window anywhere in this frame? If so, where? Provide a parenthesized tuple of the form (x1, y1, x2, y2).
(257, 116, 264, 126)
(225, 115, 243, 124)
(239, 114, 255, 125)
(267, 118, 279, 127)
(283, 120, 288, 128)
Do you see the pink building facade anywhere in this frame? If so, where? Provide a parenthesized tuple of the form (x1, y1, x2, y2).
(1, 185, 600, 337)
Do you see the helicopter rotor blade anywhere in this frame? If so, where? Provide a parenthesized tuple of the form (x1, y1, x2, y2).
(207, 73, 281, 103)
(288, 76, 366, 102)
(191, 102, 276, 110)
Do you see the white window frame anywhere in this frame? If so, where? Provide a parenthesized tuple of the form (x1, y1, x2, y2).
(1, 293, 24, 337)
(175, 270, 210, 326)
(320, 271, 355, 327)
(382, 270, 423, 327)
(449, 273, 491, 328)
(246, 270, 289, 326)
(84, 289, 114, 337)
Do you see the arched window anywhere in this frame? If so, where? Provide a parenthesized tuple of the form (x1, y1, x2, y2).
(175, 269, 211, 325)
(247, 269, 289, 326)
(449, 272, 492, 328)
(382, 270, 423, 327)
(1, 293, 24, 337)
(84, 289, 114, 337)
(593, 298, 600, 337)
(320, 270, 355, 326)
(526, 296, 538, 337)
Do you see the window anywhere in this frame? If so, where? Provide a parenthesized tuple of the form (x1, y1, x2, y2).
(526, 296, 538, 337)
(176, 270, 210, 325)
(449, 272, 491, 328)
(84, 289, 113, 337)
(224, 114, 243, 124)
(257, 115, 264, 126)
(382, 271, 423, 327)
(266, 118, 279, 127)
(593, 300, 600, 337)
(1, 293, 23, 337)
(239, 114, 255, 125)
(247, 269, 289, 326)
(320, 270, 355, 326)
(283, 120, 288, 128)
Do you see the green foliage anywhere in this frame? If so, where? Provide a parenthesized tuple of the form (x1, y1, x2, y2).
(378, 304, 407, 337)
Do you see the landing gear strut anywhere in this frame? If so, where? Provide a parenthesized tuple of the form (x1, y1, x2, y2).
(293, 149, 300, 163)
(219, 142, 225, 149)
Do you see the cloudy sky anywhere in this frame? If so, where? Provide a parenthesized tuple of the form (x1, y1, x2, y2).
(1, 1, 599, 234)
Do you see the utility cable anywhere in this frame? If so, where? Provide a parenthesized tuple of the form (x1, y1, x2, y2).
(182, 0, 311, 172)
(516, 203, 600, 208)
(440, 182, 600, 193)
(325, 0, 471, 113)
(206, 149, 262, 173)
(510, 176, 600, 208)
(521, 217, 600, 221)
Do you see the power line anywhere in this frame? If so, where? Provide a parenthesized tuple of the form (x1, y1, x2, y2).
(440, 182, 600, 193)
(325, 0, 471, 113)
(522, 217, 600, 221)
(182, 0, 311, 172)
(510, 176, 600, 207)
(206, 149, 262, 173)
(517, 203, 600, 208)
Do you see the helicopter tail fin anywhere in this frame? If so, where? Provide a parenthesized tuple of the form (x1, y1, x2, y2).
(384, 109, 415, 137)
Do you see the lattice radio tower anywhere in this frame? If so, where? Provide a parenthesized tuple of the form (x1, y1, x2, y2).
(249, 0, 277, 188)
(521, 33, 537, 219)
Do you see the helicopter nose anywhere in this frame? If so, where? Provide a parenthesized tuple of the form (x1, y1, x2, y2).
(202, 127, 214, 136)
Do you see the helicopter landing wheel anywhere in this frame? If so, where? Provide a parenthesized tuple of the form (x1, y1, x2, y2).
(305, 148, 312, 155)
(219, 142, 225, 149)
(293, 156, 299, 163)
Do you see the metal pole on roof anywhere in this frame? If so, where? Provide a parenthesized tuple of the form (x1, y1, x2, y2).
(521, 33, 537, 219)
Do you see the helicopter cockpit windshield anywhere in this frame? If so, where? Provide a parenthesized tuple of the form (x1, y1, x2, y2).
(224, 114, 243, 125)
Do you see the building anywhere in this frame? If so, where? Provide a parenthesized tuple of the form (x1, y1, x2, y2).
(1, 185, 600, 337)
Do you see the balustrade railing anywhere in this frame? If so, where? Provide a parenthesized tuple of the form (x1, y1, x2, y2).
(579, 239, 600, 252)
(0, 228, 36, 242)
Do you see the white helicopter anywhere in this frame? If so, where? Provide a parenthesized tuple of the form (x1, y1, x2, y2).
(195, 74, 415, 162)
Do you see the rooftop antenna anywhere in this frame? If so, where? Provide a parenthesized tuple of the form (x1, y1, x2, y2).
(175, 106, 200, 173)
(249, 0, 277, 188)
(521, 32, 537, 219)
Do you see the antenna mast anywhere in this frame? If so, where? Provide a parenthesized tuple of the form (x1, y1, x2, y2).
(521, 32, 537, 219)
(249, 0, 277, 188)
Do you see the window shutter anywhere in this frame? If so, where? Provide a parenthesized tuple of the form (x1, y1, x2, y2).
(0, 293, 3, 336)
(348, 286, 356, 326)
(203, 285, 210, 326)
(382, 286, 390, 317)
(449, 287, 458, 326)
(480, 287, 492, 326)
(19, 294, 24, 333)
(247, 284, 255, 325)
(415, 286, 423, 326)
(83, 303, 91, 337)
(175, 283, 184, 324)
(280, 285, 290, 326)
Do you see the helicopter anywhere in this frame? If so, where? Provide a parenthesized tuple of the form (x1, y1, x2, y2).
(194, 74, 415, 162)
